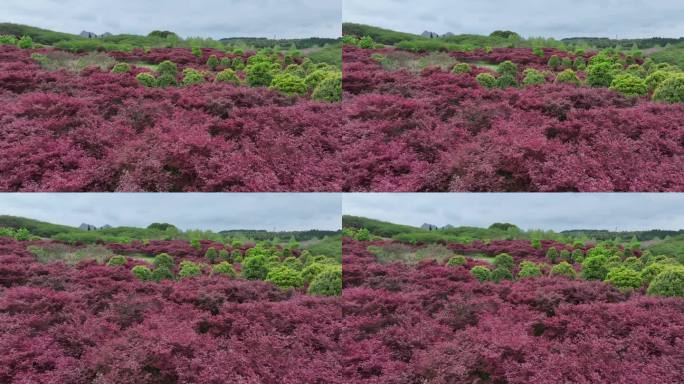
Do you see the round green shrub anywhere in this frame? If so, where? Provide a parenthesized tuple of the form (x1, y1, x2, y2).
(17, 36, 33, 49)
(219, 249, 230, 261)
(157, 60, 178, 77)
(561, 57, 573, 69)
(604, 267, 642, 289)
(532, 47, 544, 57)
(191, 47, 202, 58)
(0, 35, 17, 45)
(547, 55, 561, 70)
(517, 261, 542, 279)
(546, 247, 559, 263)
(446, 255, 467, 267)
(190, 239, 201, 250)
(205, 247, 218, 263)
(555, 69, 581, 86)
(522, 68, 545, 86)
(282, 256, 302, 271)
(206, 55, 219, 70)
(560, 249, 572, 262)
(246, 62, 278, 87)
(572, 249, 585, 263)
(640, 263, 668, 285)
(178, 260, 202, 279)
(153, 253, 174, 269)
(645, 70, 670, 91)
(609, 73, 647, 96)
(182, 68, 206, 86)
(531, 239, 542, 249)
(652, 73, 684, 103)
(131, 265, 153, 281)
(358, 36, 375, 49)
(231, 250, 243, 263)
(581, 255, 609, 280)
(497, 60, 518, 77)
(647, 266, 684, 297)
(283, 64, 305, 78)
(151, 266, 174, 282)
(214, 68, 240, 85)
(136, 73, 157, 87)
(342, 35, 359, 46)
(107, 255, 126, 266)
(622, 256, 642, 271)
(491, 267, 513, 283)
(156, 73, 178, 87)
(470, 266, 492, 282)
(496, 74, 518, 89)
(586, 62, 615, 87)
(307, 266, 342, 296)
(493, 253, 515, 271)
(573, 57, 587, 70)
(312, 72, 342, 102)
(242, 255, 269, 280)
(219, 57, 232, 68)
(304, 69, 329, 90)
(452, 63, 471, 74)
(270, 72, 307, 95)
(301, 262, 326, 283)
(232, 57, 245, 70)
(212, 261, 236, 277)
(551, 262, 576, 278)
(111, 63, 131, 73)
(266, 266, 304, 289)
(625, 64, 646, 78)
(476, 73, 497, 89)
(232, 48, 244, 56)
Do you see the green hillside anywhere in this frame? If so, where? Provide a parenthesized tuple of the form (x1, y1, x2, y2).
(0, 23, 82, 45)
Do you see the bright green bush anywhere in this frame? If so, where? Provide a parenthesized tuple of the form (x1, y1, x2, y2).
(532, 47, 544, 57)
(304, 69, 329, 90)
(622, 256, 642, 271)
(353, 228, 371, 241)
(555, 69, 581, 86)
(470, 266, 492, 282)
(14, 228, 30, 241)
(561, 57, 573, 69)
(640, 263, 668, 285)
(551, 262, 576, 278)
(245, 62, 278, 87)
(270, 72, 307, 95)
(231, 250, 243, 263)
(151, 267, 174, 282)
(182, 68, 206, 86)
(531, 239, 542, 249)
(232, 48, 244, 56)
(156, 73, 178, 87)
(283, 64, 305, 77)
(219, 249, 230, 261)
(312, 72, 342, 102)
(219, 57, 232, 68)
(546, 247, 559, 263)
(111, 63, 131, 73)
(265, 266, 304, 289)
(522, 68, 545, 86)
(491, 267, 513, 283)
(604, 267, 642, 289)
(206, 55, 219, 70)
(107, 255, 126, 266)
(497, 60, 518, 77)
(157, 60, 178, 77)
(136, 73, 157, 87)
(131, 265, 153, 281)
(214, 68, 240, 85)
(307, 266, 342, 296)
(572, 249, 585, 263)
(560, 249, 572, 262)
(548, 55, 561, 70)
(242, 255, 269, 280)
(178, 260, 202, 279)
(496, 74, 518, 89)
(517, 261, 542, 279)
(476, 73, 497, 89)
(212, 261, 236, 277)
(17, 36, 33, 49)
(0, 35, 17, 45)
(493, 253, 515, 271)
(581, 255, 609, 280)
(625, 64, 646, 78)
(609, 73, 648, 96)
(573, 57, 586, 70)
(358, 36, 375, 49)
(452, 63, 471, 74)
(342, 35, 359, 46)
(301, 262, 326, 283)
(232, 58, 245, 71)
(446, 255, 467, 267)
(586, 62, 615, 87)
(205, 247, 218, 263)
(652, 73, 684, 103)
(153, 253, 174, 269)
(645, 70, 670, 91)
(647, 266, 684, 297)
(191, 47, 202, 58)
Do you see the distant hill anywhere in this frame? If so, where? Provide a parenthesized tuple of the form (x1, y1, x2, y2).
(342, 215, 423, 237)
(561, 36, 684, 49)
(560, 229, 684, 241)
(0, 22, 82, 45)
(219, 36, 339, 49)
(342, 23, 424, 45)
(0, 215, 79, 237)
(219, 229, 340, 241)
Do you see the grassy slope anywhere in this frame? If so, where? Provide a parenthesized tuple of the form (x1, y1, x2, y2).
(0, 215, 79, 237)
(0, 22, 82, 44)
(342, 23, 424, 45)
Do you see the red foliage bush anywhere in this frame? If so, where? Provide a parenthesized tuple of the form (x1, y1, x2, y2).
(341, 46, 684, 191)
(0, 238, 343, 383)
(340, 238, 684, 383)
(0, 46, 341, 191)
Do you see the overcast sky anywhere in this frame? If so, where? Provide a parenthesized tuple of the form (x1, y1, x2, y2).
(1, 0, 340, 38)
(344, 0, 684, 39)
(343, 194, 684, 231)
(0, 193, 341, 231)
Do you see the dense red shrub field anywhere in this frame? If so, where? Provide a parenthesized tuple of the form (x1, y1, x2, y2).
(341, 46, 684, 191)
(341, 238, 684, 383)
(0, 238, 343, 383)
(0, 45, 342, 191)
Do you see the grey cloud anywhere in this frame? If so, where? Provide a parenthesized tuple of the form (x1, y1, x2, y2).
(343, 0, 684, 39)
(0, 193, 341, 231)
(342, 193, 684, 231)
(1, 0, 340, 38)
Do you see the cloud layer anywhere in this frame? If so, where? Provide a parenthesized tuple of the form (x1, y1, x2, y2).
(2, 0, 340, 38)
(0, 193, 341, 231)
(343, 193, 684, 231)
(343, 0, 684, 39)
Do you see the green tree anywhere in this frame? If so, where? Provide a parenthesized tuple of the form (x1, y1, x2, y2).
(215, 68, 240, 85)
(17, 35, 33, 49)
(358, 36, 375, 49)
(246, 62, 278, 87)
(546, 247, 559, 263)
(493, 253, 515, 271)
(581, 255, 609, 280)
(547, 55, 561, 70)
(497, 60, 518, 77)
(206, 55, 219, 70)
(153, 253, 174, 270)
(151, 267, 174, 282)
(242, 255, 269, 280)
(182, 68, 206, 86)
(586, 62, 615, 87)
(205, 247, 218, 263)
(610, 73, 648, 96)
(491, 267, 513, 283)
(266, 266, 304, 289)
(191, 47, 202, 58)
(301, 262, 326, 283)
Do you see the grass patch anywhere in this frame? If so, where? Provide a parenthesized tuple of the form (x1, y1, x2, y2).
(376, 51, 457, 73)
(132, 62, 159, 71)
(367, 243, 455, 264)
(31, 51, 116, 72)
(473, 61, 499, 71)
(304, 235, 341, 262)
(27, 244, 114, 264)
(467, 254, 495, 264)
